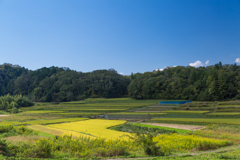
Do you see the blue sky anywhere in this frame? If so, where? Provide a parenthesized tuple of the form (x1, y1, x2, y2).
(0, 0, 239, 75)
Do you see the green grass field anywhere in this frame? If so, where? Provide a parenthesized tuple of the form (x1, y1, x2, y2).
(132, 123, 190, 134)
(208, 112, 240, 115)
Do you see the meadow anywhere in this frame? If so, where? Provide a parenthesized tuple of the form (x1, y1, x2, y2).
(0, 98, 240, 159)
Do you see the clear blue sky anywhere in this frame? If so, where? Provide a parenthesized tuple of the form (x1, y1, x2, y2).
(0, 0, 239, 75)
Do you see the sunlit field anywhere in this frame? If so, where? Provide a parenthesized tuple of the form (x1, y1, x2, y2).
(48, 119, 129, 139)
(1, 98, 240, 159)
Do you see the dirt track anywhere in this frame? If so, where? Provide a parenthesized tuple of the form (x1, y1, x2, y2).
(141, 123, 205, 131)
(0, 115, 10, 117)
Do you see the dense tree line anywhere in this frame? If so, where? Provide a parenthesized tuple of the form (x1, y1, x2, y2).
(128, 62, 240, 101)
(0, 63, 130, 102)
(1, 62, 240, 102)
(0, 94, 33, 112)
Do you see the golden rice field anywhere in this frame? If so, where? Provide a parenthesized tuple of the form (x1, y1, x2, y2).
(48, 119, 130, 139)
(27, 119, 231, 154)
(27, 125, 93, 138)
(154, 133, 232, 154)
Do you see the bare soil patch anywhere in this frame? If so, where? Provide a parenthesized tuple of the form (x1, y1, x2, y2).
(0, 115, 10, 117)
(141, 123, 205, 131)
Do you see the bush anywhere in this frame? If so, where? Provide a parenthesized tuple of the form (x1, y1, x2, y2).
(0, 94, 34, 112)
(127, 130, 162, 156)
(0, 139, 8, 155)
(0, 124, 37, 138)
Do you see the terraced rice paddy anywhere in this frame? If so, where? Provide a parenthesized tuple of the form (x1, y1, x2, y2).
(48, 119, 129, 139)
(154, 134, 232, 154)
(49, 112, 103, 116)
(207, 112, 240, 116)
(0, 118, 88, 125)
(23, 110, 65, 114)
(133, 123, 190, 133)
(27, 125, 92, 138)
(152, 118, 240, 125)
(108, 112, 167, 115)
(217, 105, 240, 108)
(59, 108, 126, 112)
(1, 98, 240, 159)
(161, 111, 209, 114)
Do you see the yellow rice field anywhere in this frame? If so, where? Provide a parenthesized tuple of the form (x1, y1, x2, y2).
(48, 119, 129, 139)
(154, 133, 232, 153)
(27, 125, 93, 138)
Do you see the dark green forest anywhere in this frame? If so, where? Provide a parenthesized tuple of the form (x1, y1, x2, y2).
(128, 62, 240, 101)
(0, 63, 130, 102)
(0, 62, 240, 102)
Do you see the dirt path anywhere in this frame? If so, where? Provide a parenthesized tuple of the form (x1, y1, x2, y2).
(140, 123, 205, 131)
(0, 115, 10, 117)
(102, 145, 240, 160)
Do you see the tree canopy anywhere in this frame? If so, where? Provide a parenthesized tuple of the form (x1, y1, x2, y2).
(128, 62, 240, 101)
(0, 63, 130, 102)
(0, 62, 239, 102)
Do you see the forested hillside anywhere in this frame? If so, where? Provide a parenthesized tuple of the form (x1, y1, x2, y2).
(0, 62, 240, 102)
(128, 62, 240, 101)
(0, 63, 130, 102)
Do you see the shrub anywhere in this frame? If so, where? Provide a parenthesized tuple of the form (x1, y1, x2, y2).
(0, 124, 37, 138)
(126, 130, 162, 156)
(0, 94, 33, 112)
(0, 139, 8, 155)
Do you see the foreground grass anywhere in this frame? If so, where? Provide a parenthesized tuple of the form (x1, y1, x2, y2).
(146, 146, 240, 160)
(194, 124, 240, 141)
